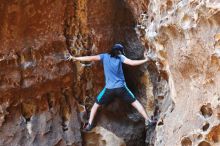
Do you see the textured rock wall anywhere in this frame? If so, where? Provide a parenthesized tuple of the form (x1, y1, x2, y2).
(2, 0, 218, 146)
(0, 0, 82, 145)
(136, 0, 220, 145)
(0, 0, 162, 146)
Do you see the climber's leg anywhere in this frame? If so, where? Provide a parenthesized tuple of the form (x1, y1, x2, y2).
(131, 100, 150, 120)
(88, 103, 100, 124)
(119, 85, 151, 121)
(131, 100, 157, 126)
(84, 88, 114, 131)
(88, 88, 114, 125)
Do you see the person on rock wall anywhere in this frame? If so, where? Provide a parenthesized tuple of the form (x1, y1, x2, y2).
(68, 43, 156, 131)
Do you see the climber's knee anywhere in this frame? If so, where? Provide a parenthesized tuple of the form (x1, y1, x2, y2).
(131, 100, 138, 106)
(93, 103, 101, 108)
(131, 100, 141, 108)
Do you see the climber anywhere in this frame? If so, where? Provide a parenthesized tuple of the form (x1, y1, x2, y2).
(67, 43, 156, 131)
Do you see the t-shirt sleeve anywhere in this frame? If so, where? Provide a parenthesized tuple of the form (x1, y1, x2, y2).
(119, 55, 127, 63)
(99, 53, 105, 61)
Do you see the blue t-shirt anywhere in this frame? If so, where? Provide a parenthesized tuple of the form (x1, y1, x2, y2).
(99, 53, 127, 89)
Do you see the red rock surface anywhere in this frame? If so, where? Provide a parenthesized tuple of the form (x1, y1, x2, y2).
(0, 0, 83, 145)
(4, 0, 218, 146)
(0, 0, 160, 146)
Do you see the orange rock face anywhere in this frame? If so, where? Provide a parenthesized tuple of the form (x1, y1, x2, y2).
(0, 0, 83, 145)
(0, 0, 160, 146)
(2, 0, 218, 146)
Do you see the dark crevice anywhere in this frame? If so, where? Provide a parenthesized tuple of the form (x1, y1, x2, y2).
(25, 117, 31, 124)
(202, 122, 210, 131)
(158, 120, 164, 126)
(200, 103, 213, 118)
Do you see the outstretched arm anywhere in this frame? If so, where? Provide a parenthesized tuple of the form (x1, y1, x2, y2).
(123, 57, 150, 66)
(68, 55, 101, 62)
(122, 50, 151, 66)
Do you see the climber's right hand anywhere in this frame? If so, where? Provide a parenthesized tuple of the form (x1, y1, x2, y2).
(144, 50, 151, 61)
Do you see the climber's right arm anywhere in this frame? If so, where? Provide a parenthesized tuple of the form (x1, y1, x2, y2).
(121, 49, 151, 66)
(123, 57, 149, 66)
(68, 55, 101, 62)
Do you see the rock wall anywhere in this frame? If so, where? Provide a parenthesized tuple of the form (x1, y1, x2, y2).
(136, 0, 220, 145)
(0, 0, 162, 146)
(0, 0, 82, 145)
(1, 0, 219, 146)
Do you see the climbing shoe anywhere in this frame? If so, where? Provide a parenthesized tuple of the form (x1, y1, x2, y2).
(145, 119, 157, 127)
(83, 123, 93, 132)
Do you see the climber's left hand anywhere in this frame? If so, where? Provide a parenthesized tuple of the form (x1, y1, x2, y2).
(67, 55, 76, 61)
